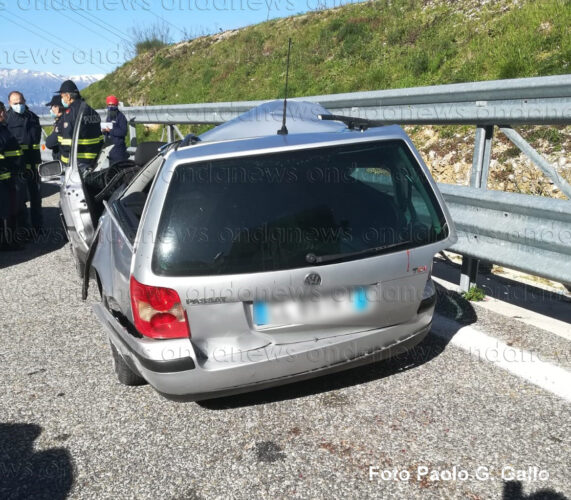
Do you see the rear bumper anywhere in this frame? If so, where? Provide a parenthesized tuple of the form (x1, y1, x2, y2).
(93, 302, 434, 401)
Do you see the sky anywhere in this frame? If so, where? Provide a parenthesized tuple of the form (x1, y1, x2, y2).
(0, 0, 359, 76)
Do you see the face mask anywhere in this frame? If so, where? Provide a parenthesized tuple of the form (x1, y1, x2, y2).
(12, 103, 25, 114)
(50, 110, 57, 118)
(62, 99, 70, 108)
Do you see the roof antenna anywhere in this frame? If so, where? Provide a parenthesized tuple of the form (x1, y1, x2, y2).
(277, 38, 292, 136)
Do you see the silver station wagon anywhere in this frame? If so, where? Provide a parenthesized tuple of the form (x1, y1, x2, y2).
(42, 100, 456, 400)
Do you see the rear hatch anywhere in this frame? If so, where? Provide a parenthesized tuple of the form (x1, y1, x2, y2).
(149, 139, 450, 355)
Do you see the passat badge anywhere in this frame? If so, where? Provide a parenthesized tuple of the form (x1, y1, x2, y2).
(304, 273, 321, 286)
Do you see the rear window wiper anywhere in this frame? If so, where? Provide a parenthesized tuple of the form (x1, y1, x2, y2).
(306, 240, 412, 265)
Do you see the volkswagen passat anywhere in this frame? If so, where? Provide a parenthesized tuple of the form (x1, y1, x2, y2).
(63, 100, 456, 400)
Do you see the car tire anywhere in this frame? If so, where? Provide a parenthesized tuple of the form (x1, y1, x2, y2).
(110, 342, 147, 386)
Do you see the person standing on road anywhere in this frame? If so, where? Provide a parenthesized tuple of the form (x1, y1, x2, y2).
(0, 101, 25, 251)
(56, 80, 103, 171)
(5, 91, 42, 234)
(102, 95, 129, 164)
(44, 95, 65, 161)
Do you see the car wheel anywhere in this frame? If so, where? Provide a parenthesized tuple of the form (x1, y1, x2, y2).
(109, 342, 147, 386)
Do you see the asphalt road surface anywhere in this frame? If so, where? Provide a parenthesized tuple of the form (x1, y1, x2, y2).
(1, 190, 570, 500)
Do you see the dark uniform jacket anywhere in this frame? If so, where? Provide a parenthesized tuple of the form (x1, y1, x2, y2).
(59, 99, 104, 167)
(45, 114, 65, 161)
(0, 122, 24, 217)
(5, 107, 41, 173)
(103, 108, 129, 164)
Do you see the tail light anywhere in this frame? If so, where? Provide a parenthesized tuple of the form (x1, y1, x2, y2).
(130, 276, 190, 339)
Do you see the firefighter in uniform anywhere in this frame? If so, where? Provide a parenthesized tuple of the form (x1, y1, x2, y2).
(6, 91, 42, 233)
(55, 80, 103, 170)
(0, 101, 25, 250)
(44, 95, 65, 161)
(102, 95, 129, 164)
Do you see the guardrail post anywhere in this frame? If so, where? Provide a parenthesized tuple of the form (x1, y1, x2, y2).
(460, 257, 480, 292)
(128, 121, 137, 147)
(470, 125, 494, 189)
(460, 125, 494, 292)
(167, 125, 174, 143)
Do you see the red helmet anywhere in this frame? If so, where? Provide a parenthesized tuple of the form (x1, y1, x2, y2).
(106, 95, 119, 106)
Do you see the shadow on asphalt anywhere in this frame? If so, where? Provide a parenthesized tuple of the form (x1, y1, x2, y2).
(0, 423, 74, 499)
(198, 286, 476, 410)
(503, 481, 568, 499)
(41, 182, 60, 199)
(434, 281, 478, 325)
(0, 206, 67, 270)
(433, 256, 571, 324)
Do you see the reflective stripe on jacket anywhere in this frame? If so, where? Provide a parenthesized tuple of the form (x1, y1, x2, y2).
(0, 154, 10, 180)
(0, 123, 24, 179)
(3, 149, 23, 158)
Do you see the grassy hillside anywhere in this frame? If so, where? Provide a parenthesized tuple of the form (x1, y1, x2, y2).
(83, 0, 569, 107)
(81, 0, 570, 201)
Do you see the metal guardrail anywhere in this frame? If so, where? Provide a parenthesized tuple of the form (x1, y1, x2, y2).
(439, 184, 571, 285)
(39, 75, 571, 127)
(39, 75, 571, 289)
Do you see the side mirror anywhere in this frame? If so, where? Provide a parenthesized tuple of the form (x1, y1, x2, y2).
(39, 160, 63, 181)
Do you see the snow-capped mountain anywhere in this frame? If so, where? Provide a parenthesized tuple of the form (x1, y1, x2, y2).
(0, 69, 104, 113)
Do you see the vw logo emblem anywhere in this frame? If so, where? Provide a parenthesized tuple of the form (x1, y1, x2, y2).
(304, 272, 322, 286)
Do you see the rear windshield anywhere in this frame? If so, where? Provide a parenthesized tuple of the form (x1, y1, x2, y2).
(152, 140, 448, 276)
